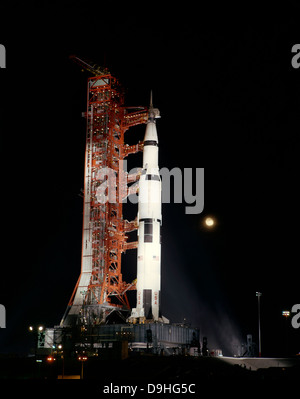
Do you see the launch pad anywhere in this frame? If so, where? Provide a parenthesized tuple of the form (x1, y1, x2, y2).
(41, 322, 200, 358)
(40, 57, 200, 358)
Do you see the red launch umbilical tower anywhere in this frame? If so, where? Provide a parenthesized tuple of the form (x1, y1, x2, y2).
(61, 56, 148, 326)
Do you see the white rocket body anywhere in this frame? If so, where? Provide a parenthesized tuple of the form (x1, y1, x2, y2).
(130, 100, 165, 322)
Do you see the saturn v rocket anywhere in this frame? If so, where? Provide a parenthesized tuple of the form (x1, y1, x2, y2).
(129, 95, 168, 324)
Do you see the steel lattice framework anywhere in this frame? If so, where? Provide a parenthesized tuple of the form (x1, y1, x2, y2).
(61, 59, 148, 326)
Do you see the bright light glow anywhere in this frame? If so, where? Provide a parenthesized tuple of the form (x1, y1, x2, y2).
(205, 217, 215, 227)
(282, 310, 290, 317)
(29, 326, 33, 331)
(38, 326, 44, 331)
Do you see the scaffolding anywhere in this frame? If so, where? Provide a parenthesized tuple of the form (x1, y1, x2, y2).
(61, 58, 148, 326)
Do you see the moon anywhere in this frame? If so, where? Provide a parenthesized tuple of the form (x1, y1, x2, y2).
(205, 217, 215, 227)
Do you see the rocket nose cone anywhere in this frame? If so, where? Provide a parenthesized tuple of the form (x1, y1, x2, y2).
(144, 122, 158, 142)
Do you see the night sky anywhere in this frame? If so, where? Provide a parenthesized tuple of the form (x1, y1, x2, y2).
(1, 3, 300, 356)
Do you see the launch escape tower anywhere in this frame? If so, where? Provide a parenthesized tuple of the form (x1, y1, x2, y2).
(61, 56, 148, 327)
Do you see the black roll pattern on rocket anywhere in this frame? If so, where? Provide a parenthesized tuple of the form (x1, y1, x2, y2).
(129, 94, 168, 324)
